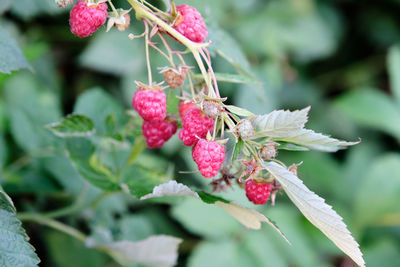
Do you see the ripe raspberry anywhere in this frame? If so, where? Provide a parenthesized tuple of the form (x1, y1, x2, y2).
(179, 101, 196, 118)
(173, 4, 208, 43)
(142, 119, 177, 148)
(192, 139, 225, 178)
(69, 0, 108, 38)
(179, 108, 214, 146)
(245, 179, 272, 205)
(132, 83, 167, 122)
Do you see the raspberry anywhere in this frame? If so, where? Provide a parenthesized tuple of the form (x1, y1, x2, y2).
(142, 119, 177, 148)
(179, 101, 196, 118)
(245, 179, 272, 205)
(132, 83, 167, 122)
(69, 0, 108, 38)
(159, 66, 188, 89)
(192, 139, 225, 178)
(173, 4, 208, 43)
(178, 108, 214, 146)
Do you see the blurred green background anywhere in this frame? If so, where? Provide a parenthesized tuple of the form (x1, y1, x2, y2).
(1, 0, 400, 266)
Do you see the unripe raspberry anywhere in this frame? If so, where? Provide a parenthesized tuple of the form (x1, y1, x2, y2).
(192, 139, 225, 178)
(235, 119, 255, 139)
(56, 0, 73, 8)
(142, 118, 177, 148)
(159, 66, 188, 89)
(179, 101, 196, 118)
(245, 179, 272, 205)
(178, 108, 214, 146)
(132, 82, 167, 122)
(260, 142, 279, 160)
(173, 4, 208, 43)
(202, 101, 221, 118)
(69, 0, 108, 38)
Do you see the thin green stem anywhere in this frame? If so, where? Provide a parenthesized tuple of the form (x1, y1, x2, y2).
(144, 21, 152, 84)
(158, 32, 175, 68)
(19, 214, 86, 242)
(107, 0, 119, 17)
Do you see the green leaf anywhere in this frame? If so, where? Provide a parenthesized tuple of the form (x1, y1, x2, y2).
(232, 138, 244, 163)
(264, 161, 365, 267)
(335, 88, 400, 139)
(66, 138, 119, 191)
(96, 235, 182, 267)
(10, 0, 63, 20)
(207, 23, 253, 77)
(277, 142, 309, 151)
(0, 133, 7, 169)
(74, 88, 126, 134)
(80, 30, 145, 75)
(388, 45, 400, 106)
(47, 114, 95, 138)
(197, 191, 229, 204)
(354, 154, 400, 227)
(0, 27, 30, 74)
(0, 190, 40, 266)
(4, 73, 61, 152)
(224, 105, 255, 117)
(193, 72, 257, 84)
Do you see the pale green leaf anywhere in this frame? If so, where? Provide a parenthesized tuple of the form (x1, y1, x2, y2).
(335, 88, 400, 139)
(193, 72, 257, 84)
(98, 235, 182, 267)
(140, 181, 199, 200)
(388, 45, 400, 105)
(264, 161, 365, 267)
(0, 27, 30, 74)
(224, 105, 255, 117)
(46, 114, 95, 138)
(0, 191, 40, 266)
(253, 107, 310, 137)
(275, 128, 360, 152)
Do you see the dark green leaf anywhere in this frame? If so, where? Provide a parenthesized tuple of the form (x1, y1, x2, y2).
(47, 114, 95, 138)
(0, 27, 30, 74)
(0, 190, 40, 266)
(197, 191, 229, 204)
(232, 138, 244, 163)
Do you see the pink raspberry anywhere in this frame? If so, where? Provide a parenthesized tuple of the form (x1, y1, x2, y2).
(173, 4, 208, 43)
(192, 139, 225, 178)
(178, 108, 214, 146)
(178, 101, 196, 118)
(245, 179, 272, 205)
(132, 88, 167, 122)
(69, 0, 108, 38)
(142, 119, 177, 148)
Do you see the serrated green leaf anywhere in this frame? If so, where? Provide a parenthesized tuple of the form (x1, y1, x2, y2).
(47, 114, 95, 138)
(66, 138, 119, 191)
(224, 105, 255, 117)
(388, 45, 400, 105)
(335, 88, 400, 139)
(264, 161, 365, 267)
(0, 27, 30, 74)
(74, 88, 126, 134)
(0, 191, 40, 266)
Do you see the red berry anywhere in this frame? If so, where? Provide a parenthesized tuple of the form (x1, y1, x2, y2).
(173, 4, 208, 43)
(192, 139, 225, 178)
(178, 108, 214, 146)
(245, 179, 272, 205)
(132, 88, 166, 122)
(179, 101, 196, 118)
(142, 119, 177, 148)
(69, 0, 108, 38)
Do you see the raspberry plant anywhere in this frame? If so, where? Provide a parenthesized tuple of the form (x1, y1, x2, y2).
(3, 0, 385, 266)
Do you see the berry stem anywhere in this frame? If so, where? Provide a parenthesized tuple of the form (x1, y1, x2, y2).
(144, 20, 152, 84)
(200, 48, 220, 98)
(107, 0, 119, 17)
(157, 32, 175, 68)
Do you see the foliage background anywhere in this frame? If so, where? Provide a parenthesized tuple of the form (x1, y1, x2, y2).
(1, 0, 400, 266)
